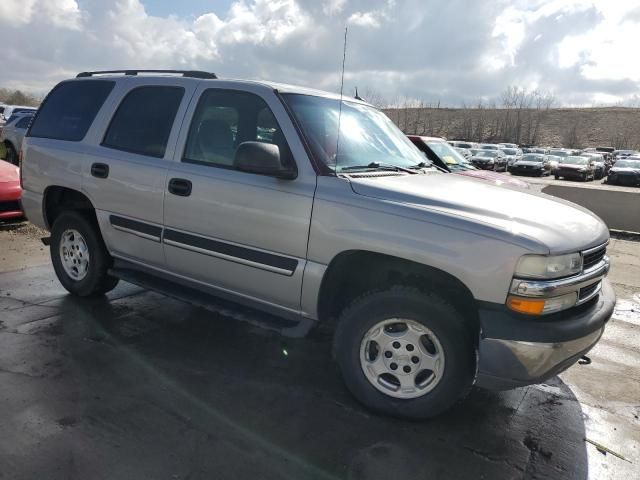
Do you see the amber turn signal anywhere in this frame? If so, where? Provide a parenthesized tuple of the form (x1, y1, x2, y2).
(506, 296, 546, 315)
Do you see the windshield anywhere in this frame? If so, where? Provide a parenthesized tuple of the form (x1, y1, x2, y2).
(481, 145, 498, 150)
(614, 160, 640, 168)
(563, 156, 588, 165)
(502, 148, 518, 155)
(426, 141, 468, 167)
(549, 150, 568, 156)
(520, 154, 544, 162)
(282, 94, 424, 172)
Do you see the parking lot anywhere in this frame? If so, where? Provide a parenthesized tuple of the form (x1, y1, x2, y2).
(0, 221, 638, 480)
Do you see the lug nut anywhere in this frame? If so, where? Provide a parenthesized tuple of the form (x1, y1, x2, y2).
(390, 363, 398, 370)
(406, 344, 414, 351)
(411, 356, 419, 364)
(403, 366, 411, 373)
(392, 341, 401, 349)
(384, 351, 392, 358)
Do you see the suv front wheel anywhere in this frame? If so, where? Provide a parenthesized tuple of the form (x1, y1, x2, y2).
(51, 211, 119, 296)
(333, 286, 475, 419)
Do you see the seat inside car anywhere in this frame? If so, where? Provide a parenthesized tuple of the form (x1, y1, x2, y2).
(195, 118, 235, 165)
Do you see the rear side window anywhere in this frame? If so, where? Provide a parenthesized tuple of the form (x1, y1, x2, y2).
(29, 80, 114, 141)
(103, 86, 184, 158)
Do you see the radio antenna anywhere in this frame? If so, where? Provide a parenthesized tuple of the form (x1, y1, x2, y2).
(335, 26, 348, 173)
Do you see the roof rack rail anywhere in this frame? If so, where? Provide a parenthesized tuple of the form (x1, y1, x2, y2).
(76, 70, 217, 79)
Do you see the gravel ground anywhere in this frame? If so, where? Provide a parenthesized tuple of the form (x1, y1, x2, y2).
(0, 221, 49, 272)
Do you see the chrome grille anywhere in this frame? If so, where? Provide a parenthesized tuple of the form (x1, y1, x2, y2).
(583, 245, 607, 271)
(579, 281, 600, 300)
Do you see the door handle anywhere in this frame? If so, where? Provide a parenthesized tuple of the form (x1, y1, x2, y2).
(91, 163, 109, 179)
(168, 178, 192, 197)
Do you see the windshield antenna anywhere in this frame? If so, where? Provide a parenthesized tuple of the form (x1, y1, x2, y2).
(335, 26, 348, 173)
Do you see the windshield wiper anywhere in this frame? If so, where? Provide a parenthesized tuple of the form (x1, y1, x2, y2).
(340, 162, 417, 174)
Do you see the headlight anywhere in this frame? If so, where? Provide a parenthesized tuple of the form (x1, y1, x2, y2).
(515, 253, 582, 280)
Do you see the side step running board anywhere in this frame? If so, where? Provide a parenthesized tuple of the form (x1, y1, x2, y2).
(108, 263, 315, 338)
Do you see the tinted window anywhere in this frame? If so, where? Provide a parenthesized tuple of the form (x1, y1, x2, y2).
(29, 80, 114, 141)
(103, 86, 184, 158)
(183, 89, 293, 169)
(16, 116, 33, 129)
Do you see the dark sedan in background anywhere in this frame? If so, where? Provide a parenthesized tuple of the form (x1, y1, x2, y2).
(469, 150, 507, 171)
(554, 156, 595, 181)
(509, 153, 552, 176)
(606, 158, 640, 186)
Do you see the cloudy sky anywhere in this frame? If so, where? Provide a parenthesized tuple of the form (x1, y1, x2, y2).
(0, 0, 639, 106)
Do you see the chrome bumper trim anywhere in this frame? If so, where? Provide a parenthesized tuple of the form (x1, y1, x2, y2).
(509, 257, 609, 298)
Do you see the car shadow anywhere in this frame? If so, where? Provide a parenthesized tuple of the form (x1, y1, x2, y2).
(19, 291, 591, 479)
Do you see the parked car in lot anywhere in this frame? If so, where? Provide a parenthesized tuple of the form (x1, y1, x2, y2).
(497, 143, 518, 149)
(470, 149, 507, 171)
(0, 160, 23, 220)
(501, 147, 523, 170)
(554, 156, 595, 181)
(0, 105, 37, 125)
(580, 153, 606, 180)
(605, 159, 640, 186)
(509, 153, 551, 176)
(408, 135, 529, 189)
(1, 113, 34, 165)
(21, 70, 615, 419)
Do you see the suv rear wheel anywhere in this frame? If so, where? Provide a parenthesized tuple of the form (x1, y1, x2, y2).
(50, 211, 119, 296)
(333, 286, 475, 419)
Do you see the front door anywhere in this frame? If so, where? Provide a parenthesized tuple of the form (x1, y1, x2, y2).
(163, 85, 316, 313)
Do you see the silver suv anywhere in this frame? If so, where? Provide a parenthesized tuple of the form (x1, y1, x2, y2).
(21, 70, 615, 418)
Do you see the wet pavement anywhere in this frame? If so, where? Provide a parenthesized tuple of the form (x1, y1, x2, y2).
(0, 241, 639, 479)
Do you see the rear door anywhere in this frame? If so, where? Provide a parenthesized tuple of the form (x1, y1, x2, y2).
(162, 84, 317, 313)
(83, 77, 198, 268)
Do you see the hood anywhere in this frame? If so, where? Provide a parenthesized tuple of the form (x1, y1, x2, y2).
(610, 167, 640, 174)
(0, 161, 19, 184)
(348, 173, 608, 253)
(514, 161, 543, 167)
(457, 170, 529, 189)
(473, 156, 494, 162)
(558, 163, 585, 170)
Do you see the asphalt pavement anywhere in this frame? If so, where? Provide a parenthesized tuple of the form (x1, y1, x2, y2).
(0, 237, 638, 480)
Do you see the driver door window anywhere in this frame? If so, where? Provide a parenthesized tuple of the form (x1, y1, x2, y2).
(182, 90, 292, 169)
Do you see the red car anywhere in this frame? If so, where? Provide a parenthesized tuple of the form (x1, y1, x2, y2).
(408, 136, 529, 189)
(0, 160, 23, 220)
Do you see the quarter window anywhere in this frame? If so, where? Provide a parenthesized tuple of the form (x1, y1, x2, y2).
(103, 86, 184, 158)
(183, 89, 293, 169)
(29, 80, 114, 141)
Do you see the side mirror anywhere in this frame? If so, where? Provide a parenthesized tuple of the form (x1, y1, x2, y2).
(233, 141, 296, 180)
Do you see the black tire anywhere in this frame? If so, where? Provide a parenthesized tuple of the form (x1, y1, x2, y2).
(333, 286, 475, 419)
(5, 143, 18, 165)
(50, 211, 119, 297)
(554, 174, 559, 180)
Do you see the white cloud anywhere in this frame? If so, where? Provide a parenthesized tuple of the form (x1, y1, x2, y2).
(0, 0, 638, 106)
(0, 0, 82, 29)
(322, 0, 347, 16)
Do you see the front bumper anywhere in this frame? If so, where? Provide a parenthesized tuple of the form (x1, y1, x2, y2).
(511, 166, 544, 176)
(557, 169, 587, 179)
(476, 279, 615, 390)
(608, 174, 640, 186)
